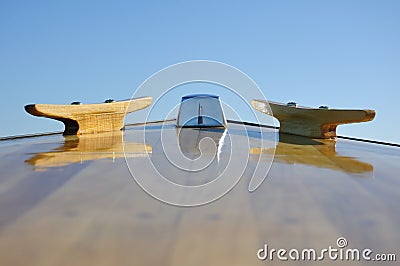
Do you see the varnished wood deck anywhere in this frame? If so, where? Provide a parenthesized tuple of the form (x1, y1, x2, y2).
(0, 122, 398, 265)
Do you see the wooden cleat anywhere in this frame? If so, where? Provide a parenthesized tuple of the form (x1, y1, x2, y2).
(25, 96, 152, 135)
(252, 99, 376, 139)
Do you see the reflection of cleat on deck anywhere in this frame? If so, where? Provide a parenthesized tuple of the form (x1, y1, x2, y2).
(25, 131, 152, 169)
(252, 99, 376, 139)
(25, 96, 152, 135)
(250, 133, 374, 175)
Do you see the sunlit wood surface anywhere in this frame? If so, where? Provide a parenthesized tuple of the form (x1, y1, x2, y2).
(0, 122, 399, 266)
(24, 97, 152, 135)
(252, 99, 375, 138)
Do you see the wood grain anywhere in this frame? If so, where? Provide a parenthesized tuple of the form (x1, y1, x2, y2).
(25, 97, 152, 135)
(252, 99, 376, 138)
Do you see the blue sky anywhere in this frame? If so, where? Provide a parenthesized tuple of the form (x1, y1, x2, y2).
(1, 0, 399, 143)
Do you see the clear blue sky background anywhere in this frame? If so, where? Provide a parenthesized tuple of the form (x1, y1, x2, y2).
(1, 0, 399, 143)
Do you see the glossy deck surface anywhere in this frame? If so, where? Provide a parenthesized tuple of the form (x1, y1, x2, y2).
(0, 122, 399, 265)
